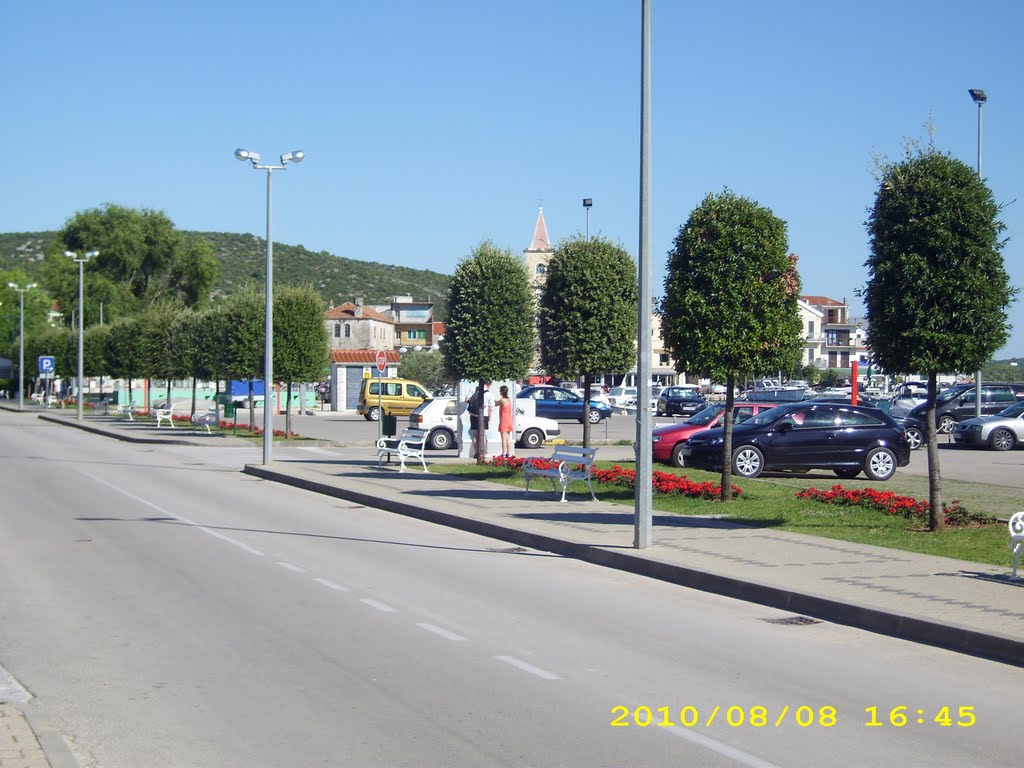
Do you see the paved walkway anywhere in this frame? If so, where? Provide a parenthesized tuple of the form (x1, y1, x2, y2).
(0, 705, 49, 768)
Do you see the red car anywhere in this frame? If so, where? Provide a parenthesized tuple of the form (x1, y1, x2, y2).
(652, 402, 782, 467)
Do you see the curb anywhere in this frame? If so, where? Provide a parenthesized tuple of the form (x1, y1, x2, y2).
(37, 414, 200, 445)
(243, 462, 1024, 669)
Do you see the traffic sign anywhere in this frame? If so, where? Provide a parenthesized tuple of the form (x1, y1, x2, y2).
(375, 350, 388, 373)
(38, 356, 55, 374)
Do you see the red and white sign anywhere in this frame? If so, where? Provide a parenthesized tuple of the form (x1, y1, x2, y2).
(375, 350, 388, 373)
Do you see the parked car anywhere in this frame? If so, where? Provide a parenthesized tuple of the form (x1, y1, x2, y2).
(952, 400, 1024, 451)
(607, 386, 638, 410)
(652, 402, 782, 467)
(357, 378, 431, 421)
(900, 383, 1024, 449)
(409, 398, 560, 450)
(656, 386, 707, 417)
(516, 385, 613, 424)
(682, 402, 910, 481)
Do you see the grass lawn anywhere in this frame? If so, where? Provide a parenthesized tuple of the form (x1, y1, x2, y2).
(438, 459, 1013, 567)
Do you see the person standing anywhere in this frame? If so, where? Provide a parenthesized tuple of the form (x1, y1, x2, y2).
(467, 380, 495, 459)
(496, 384, 514, 458)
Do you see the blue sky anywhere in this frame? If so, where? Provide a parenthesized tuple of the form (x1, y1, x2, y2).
(3, 1, 1022, 356)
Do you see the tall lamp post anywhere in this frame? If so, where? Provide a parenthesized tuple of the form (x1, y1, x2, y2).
(234, 147, 304, 464)
(7, 282, 37, 410)
(969, 88, 987, 419)
(582, 198, 593, 241)
(65, 250, 97, 421)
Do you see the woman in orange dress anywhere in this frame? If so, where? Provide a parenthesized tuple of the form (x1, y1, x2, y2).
(497, 385, 514, 458)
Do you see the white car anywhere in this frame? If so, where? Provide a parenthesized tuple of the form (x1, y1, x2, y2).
(608, 386, 638, 409)
(408, 398, 560, 450)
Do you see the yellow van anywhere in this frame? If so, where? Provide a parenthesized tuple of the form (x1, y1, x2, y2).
(357, 378, 432, 421)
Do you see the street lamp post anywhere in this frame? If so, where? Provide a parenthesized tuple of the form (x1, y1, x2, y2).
(65, 250, 97, 421)
(969, 88, 987, 419)
(582, 198, 593, 241)
(7, 282, 37, 410)
(235, 148, 304, 464)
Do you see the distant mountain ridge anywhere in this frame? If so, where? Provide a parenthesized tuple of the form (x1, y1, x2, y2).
(0, 230, 452, 320)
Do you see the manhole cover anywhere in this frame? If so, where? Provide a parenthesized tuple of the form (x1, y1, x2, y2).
(762, 615, 822, 626)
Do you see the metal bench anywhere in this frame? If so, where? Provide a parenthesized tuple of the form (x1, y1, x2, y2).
(1010, 511, 1024, 579)
(523, 446, 598, 503)
(376, 428, 430, 473)
(115, 403, 135, 420)
(191, 409, 219, 433)
(155, 404, 175, 428)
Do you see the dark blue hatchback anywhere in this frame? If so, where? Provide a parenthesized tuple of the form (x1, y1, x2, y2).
(517, 385, 613, 424)
(682, 402, 910, 481)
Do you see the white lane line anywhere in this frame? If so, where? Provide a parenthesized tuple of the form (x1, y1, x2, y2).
(494, 656, 560, 680)
(314, 577, 350, 592)
(416, 623, 467, 642)
(297, 447, 340, 456)
(360, 598, 398, 613)
(276, 561, 305, 573)
(666, 727, 782, 768)
(0, 663, 32, 703)
(76, 469, 264, 556)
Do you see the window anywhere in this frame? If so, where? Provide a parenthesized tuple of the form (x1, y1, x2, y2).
(407, 330, 426, 340)
(807, 320, 815, 337)
(334, 323, 341, 338)
(344, 324, 352, 338)
(535, 264, 547, 275)
(659, 353, 670, 366)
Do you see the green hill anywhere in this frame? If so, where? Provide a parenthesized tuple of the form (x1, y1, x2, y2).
(0, 230, 452, 320)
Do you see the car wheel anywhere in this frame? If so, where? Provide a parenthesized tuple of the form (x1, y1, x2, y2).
(938, 414, 956, 434)
(905, 427, 923, 450)
(519, 428, 544, 450)
(864, 447, 897, 481)
(732, 446, 764, 478)
(367, 406, 381, 422)
(670, 443, 686, 468)
(588, 408, 603, 424)
(833, 467, 861, 479)
(429, 428, 453, 450)
(989, 428, 1016, 452)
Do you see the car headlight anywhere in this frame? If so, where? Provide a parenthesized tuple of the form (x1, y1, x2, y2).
(708, 435, 724, 446)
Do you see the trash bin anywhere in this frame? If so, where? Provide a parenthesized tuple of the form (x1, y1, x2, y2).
(381, 413, 397, 437)
(224, 402, 236, 418)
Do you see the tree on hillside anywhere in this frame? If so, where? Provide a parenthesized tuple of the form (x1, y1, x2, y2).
(538, 236, 638, 447)
(661, 190, 802, 500)
(274, 285, 330, 437)
(441, 241, 535, 463)
(40, 205, 219, 324)
(864, 147, 1015, 531)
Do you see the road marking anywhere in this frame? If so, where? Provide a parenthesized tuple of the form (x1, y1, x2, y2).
(416, 623, 467, 642)
(494, 655, 560, 680)
(76, 469, 264, 556)
(666, 727, 782, 768)
(359, 598, 397, 613)
(276, 561, 305, 573)
(0, 663, 31, 703)
(314, 577, 349, 592)
(297, 447, 340, 456)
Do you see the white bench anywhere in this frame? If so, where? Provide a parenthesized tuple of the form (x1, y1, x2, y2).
(115, 403, 135, 420)
(1010, 511, 1024, 580)
(376, 428, 430, 473)
(524, 446, 598, 503)
(155, 404, 175, 427)
(191, 409, 219, 433)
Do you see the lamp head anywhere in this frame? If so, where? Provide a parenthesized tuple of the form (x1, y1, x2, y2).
(234, 148, 260, 163)
(27, 283, 37, 290)
(582, 198, 593, 208)
(969, 88, 987, 105)
(6, 282, 14, 289)
(280, 150, 305, 165)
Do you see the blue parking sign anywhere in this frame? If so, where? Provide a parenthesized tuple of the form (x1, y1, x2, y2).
(38, 356, 55, 373)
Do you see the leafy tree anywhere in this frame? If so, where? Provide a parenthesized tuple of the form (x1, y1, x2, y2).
(105, 317, 145, 407)
(398, 350, 453, 393)
(661, 190, 802, 500)
(441, 241, 535, 462)
(538, 236, 638, 447)
(197, 304, 230, 421)
(223, 287, 265, 430)
(168, 309, 205, 416)
(1, 271, 51, 372)
(274, 285, 330, 436)
(137, 300, 186, 405)
(864, 147, 1015, 530)
(25, 326, 74, 401)
(169, 236, 219, 309)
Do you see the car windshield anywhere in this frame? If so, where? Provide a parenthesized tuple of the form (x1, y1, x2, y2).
(936, 386, 970, 404)
(997, 401, 1024, 418)
(686, 404, 725, 425)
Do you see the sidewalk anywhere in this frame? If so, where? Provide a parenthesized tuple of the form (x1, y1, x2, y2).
(0, 705, 49, 768)
(21, 407, 1024, 668)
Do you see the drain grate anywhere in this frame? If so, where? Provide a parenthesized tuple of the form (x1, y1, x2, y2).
(762, 615, 822, 626)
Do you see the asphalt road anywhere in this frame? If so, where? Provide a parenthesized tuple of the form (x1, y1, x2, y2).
(0, 411, 1018, 767)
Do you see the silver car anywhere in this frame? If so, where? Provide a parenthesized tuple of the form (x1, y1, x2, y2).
(952, 401, 1024, 451)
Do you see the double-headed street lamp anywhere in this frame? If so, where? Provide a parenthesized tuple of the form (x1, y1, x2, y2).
(969, 88, 987, 419)
(7, 281, 37, 410)
(65, 250, 98, 421)
(234, 147, 305, 464)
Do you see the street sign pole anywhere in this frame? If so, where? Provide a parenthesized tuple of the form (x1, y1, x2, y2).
(375, 350, 388, 441)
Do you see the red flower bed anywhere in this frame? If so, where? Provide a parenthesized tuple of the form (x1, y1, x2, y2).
(795, 485, 983, 527)
(487, 456, 740, 499)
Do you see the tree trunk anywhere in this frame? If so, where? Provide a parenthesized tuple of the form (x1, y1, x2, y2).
(720, 372, 736, 502)
(285, 381, 293, 438)
(190, 376, 197, 419)
(248, 380, 255, 431)
(581, 373, 592, 449)
(925, 372, 944, 531)
(474, 380, 485, 465)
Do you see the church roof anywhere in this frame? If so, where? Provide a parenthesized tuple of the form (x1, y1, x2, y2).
(527, 207, 552, 252)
